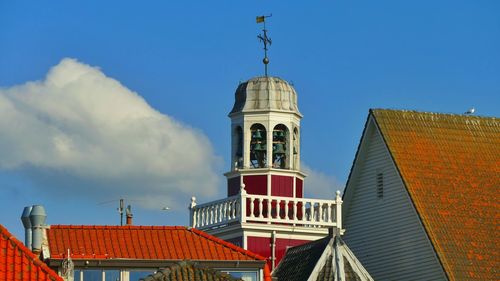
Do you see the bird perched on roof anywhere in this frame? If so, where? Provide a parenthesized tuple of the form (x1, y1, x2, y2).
(464, 107, 475, 115)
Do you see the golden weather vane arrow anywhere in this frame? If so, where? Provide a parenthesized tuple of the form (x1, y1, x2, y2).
(256, 14, 272, 76)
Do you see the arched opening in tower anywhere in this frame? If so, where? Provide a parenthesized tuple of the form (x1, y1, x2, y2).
(250, 123, 267, 168)
(272, 124, 289, 169)
(234, 126, 243, 168)
(293, 127, 300, 170)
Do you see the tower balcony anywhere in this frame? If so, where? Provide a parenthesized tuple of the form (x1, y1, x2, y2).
(189, 185, 343, 234)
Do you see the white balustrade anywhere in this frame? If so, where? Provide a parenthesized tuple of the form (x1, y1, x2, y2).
(189, 195, 241, 229)
(189, 190, 343, 231)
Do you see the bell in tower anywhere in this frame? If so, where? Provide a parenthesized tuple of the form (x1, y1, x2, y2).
(272, 125, 288, 169)
(250, 124, 267, 168)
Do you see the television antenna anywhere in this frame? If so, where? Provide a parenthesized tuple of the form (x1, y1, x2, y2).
(98, 198, 141, 226)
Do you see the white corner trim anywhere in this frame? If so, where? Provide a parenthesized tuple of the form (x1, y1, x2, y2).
(307, 240, 332, 281)
(341, 241, 374, 281)
(334, 238, 345, 281)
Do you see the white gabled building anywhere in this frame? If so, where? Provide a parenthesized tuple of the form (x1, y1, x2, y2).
(342, 109, 499, 281)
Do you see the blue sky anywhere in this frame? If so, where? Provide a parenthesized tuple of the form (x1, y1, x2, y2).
(0, 1, 499, 240)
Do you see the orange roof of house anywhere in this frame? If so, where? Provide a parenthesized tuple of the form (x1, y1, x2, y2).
(371, 109, 499, 281)
(46, 225, 266, 262)
(0, 224, 63, 281)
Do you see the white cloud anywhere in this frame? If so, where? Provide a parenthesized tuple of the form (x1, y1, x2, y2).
(302, 164, 343, 198)
(0, 58, 221, 208)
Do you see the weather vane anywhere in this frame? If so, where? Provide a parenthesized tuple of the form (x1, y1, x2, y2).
(256, 14, 272, 76)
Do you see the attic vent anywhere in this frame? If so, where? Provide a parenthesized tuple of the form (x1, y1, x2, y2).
(376, 173, 384, 198)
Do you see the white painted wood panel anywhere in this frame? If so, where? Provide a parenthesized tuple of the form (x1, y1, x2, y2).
(343, 118, 447, 281)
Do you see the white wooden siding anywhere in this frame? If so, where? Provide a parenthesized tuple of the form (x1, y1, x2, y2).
(343, 118, 447, 281)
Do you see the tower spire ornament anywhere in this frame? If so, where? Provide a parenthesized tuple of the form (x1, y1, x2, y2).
(256, 14, 272, 76)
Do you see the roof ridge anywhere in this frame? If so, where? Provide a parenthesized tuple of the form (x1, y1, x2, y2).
(0, 224, 63, 281)
(188, 227, 267, 261)
(49, 225, 185, 230)
(370, 108, 499, 119)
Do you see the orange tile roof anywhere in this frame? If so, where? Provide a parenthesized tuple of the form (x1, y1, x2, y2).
(371, 109, 499, 281)
(0, 224, 63, 281)
(46, 225, 266, 262)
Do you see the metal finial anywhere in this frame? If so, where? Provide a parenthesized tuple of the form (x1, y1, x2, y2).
(256, 14, 272, 76)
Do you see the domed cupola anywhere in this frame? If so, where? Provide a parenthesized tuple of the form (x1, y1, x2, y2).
(229, 76, 302, 117)
(227, 75, 304, 180)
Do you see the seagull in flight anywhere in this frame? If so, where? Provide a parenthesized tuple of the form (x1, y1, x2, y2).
(464, 107, 475, 115)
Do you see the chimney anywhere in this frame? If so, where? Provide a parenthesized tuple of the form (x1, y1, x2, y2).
(21, 206, 33, 250)
(29, 205, 47, 254)
(125, 205, 133, 226)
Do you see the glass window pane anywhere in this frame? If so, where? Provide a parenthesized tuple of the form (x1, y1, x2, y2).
(129, 271, 154, 280)
(226, 271, 258, 281)
(104, 270, 120, 281)
(74, 270, 82, 281)
(83, 270, 102, 281)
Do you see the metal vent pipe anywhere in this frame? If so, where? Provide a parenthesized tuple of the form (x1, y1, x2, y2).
(21, 206, 33, 250)
(29, 205, 47, 252)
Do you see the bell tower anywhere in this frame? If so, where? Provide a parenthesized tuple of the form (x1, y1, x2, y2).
(225, 77, 305, 198)
(189, 16, 343, 271)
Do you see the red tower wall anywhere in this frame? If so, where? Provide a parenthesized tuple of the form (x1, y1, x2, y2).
(225, 173, 310, 268)
(247, 236, 311, 269)
(243, 175, 267, 195)
(271, 175, 294, 197)
(296, 178, 303, 198)
(247, 236, 271, 265)
(227, 175, 303, 197)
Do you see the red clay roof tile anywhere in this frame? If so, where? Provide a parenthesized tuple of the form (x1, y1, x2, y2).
(0, 224, 63, 281)
(47, 225, 266, 262)
(372, 109, 499, 281)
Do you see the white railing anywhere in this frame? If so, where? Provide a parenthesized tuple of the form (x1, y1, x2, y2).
(189, 195, 241, 229)
(189, 185, 343, 231)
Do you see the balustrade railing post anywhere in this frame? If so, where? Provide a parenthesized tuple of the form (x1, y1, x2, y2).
(267, 199, 272, 223)
(240, 184, 247, 223)
(223, 201, 228, 222)
(232, 199, 236, 219)
(293, 200, 297, 222)
(189, 196, 197, 228)
(215, 204, 219, 223)
(335, 190, 343, 232)
(318, 202, 322, 223)
(201, 208, 205, 227)
(250, 197, 255, 218)
(209, 205, 213, 225)
(259, 199, 264, 218)
(284, 199, 289, 220)
(301, 201, 306, 222)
